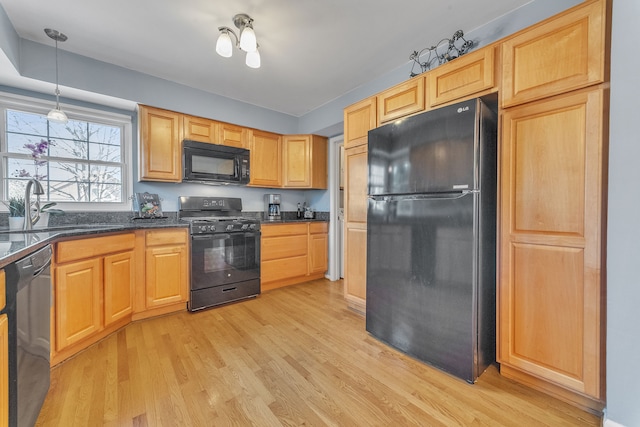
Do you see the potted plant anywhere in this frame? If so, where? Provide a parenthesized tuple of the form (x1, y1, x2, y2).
(34, 201, 64, 229)
(5, 196, 26, 230)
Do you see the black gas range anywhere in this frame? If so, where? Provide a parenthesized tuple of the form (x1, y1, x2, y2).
(179, 196, 260, 311)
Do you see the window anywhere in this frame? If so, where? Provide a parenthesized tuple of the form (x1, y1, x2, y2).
(1, 93, 132, 210)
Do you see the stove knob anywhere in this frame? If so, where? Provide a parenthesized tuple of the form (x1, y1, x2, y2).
(241, 224, 249, 230)
(226, 224, 234, 231)
(210, 225, 216, 232)
(250, 224, 257, 230)
(199, 225, 207, 233)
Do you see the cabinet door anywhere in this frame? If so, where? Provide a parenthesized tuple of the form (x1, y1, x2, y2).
(219, 123, 248, 148)
(428, 45, 496, 107)
(0, 314, 7, 427)
(183, 115, 218, 144)
(249, 130, 282, 187)
(283, 135, 311, 187)
(309, 232, 328, 275)
(498, 88, 605, 400)
(344, 97, 376, 149)
(377, 76, 425, 125)
(501, 0, 606, 107)
(145, 245, 188, 308)
(55, 258, 102, 351)
(139, 105, 183, 182)
(344, 145, 369, 312)
(104, 251, 134, 326)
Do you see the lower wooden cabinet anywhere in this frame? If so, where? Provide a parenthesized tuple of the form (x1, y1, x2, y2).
(144, 229, 189, 309)
(53, 234, 135, 358)
(51, 228, 189, 365)
(261, 222, 328, 291)
(1, 270, 7, 427)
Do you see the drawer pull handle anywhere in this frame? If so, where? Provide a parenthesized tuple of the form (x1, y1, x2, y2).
(222, 287, 237, 293)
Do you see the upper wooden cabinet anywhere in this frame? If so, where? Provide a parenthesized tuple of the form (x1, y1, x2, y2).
(377, 76, 425, 125)
(428, 45, 497, 107)
(498, 87, 606, 409)
(501, 0, 607, 108)
(344, 97, 376, 149)
(219, 122, 249, 148)
(283, 135, 328, 189)
(249, 130, 283, 187)
(139, 105, 183, 182)
(183, 115, 218, 144)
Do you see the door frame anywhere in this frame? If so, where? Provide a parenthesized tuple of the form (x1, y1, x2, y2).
(327, 135, 344, 281)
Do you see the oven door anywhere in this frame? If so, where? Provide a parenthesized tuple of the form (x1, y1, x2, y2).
(191, 232, 260, 290)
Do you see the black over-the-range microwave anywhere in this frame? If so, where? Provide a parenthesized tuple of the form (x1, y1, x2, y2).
(183, 140, 250, 185)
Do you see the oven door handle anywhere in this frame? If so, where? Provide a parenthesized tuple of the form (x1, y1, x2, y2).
(192, 233, 232, 240)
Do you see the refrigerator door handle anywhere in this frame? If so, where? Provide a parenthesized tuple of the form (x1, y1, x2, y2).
(368, 190, 477, 202)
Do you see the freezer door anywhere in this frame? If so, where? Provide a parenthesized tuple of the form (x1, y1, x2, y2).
(366, 192, 494, 382)
(368, 98, 479, 195)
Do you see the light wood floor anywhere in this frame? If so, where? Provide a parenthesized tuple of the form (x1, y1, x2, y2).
(37, 279, 600, 426)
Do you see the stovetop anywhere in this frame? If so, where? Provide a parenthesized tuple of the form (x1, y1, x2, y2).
(178, 196, 260, 235)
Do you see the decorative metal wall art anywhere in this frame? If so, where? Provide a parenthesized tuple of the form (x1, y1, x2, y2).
(409, 30, 474, 77)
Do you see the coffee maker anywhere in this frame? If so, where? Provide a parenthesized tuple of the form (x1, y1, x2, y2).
(264, 194, 281, 221)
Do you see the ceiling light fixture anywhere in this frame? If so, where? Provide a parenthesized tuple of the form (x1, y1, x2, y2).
(216, 13, 261, 69)
(44, 28, 69, 123)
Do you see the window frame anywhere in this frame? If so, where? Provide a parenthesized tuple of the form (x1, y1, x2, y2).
(0, 91, 133, 212)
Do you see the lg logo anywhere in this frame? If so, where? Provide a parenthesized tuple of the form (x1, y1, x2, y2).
(457, 106, 470, 113)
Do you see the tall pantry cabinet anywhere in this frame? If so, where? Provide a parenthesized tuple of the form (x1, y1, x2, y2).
(497, 0, 609, 412)
(343, 97, 376, 313)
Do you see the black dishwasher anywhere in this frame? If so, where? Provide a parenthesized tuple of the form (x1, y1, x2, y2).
(3, 244, 52, 427)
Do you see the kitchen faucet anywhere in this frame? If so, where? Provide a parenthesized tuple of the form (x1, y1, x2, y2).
(23, 178, 44, 230)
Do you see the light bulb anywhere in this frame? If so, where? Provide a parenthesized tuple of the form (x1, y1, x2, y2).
(47, 108, 68, 124)
(239, 25, 257, 52)
(246, 49, 261, 68)
(216, 31, 233, 57)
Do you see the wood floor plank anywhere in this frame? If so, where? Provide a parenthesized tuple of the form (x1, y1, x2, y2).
(37, 279, 601, 426)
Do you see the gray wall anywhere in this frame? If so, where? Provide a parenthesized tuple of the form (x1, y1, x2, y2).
(606, 1, 640, 425)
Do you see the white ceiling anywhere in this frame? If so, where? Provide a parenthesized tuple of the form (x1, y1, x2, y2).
(0, 0, 532, 117)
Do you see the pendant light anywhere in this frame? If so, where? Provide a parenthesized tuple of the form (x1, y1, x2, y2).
(215, 14, 260, 68)
(44, 28, 69, 124)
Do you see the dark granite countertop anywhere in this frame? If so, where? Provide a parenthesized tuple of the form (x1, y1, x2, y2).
(261, 218, 328, 224)
(0, 219, 188, 269)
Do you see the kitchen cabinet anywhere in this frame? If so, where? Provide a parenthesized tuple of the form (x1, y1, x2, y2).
(377, 76, 425, 125)
(283, 134, 328, 189)
(308, 222, 329, 275)
(498, 87, 607, 411)
(1, 270, 7, 427)
(344, 97, 376, 149)
(139, 104, 183, 182)
(183, 114, 218, 144)
(219, 122, 249, 148)
(261, 222, 328, 291)
(501, 0, 607, 108)
(53, 233, 135, 359)
(428, 44, 497, 107)
(249, 130, 283, 187)
(343, 144, 368, 314)
(144, 229, 189, 310)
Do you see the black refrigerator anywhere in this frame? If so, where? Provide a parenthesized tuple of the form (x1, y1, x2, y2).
(366, 97, 497, 383)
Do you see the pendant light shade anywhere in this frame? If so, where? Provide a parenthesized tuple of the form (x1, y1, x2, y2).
(44, 28, 68, 124)
(245, 49, 261, 69)
(239, 25, 257, 53)
(216, 30, 233, 58)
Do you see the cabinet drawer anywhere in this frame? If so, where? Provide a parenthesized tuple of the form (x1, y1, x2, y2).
(261, 256, 308, 283)
(146, 229, 188, 246)
(56, 233, 135, 263)
(262, 235, 307, 261)
(261, 223, 307, 238)
(0, 269, 5, 310)
(309, 222, 328, 234)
